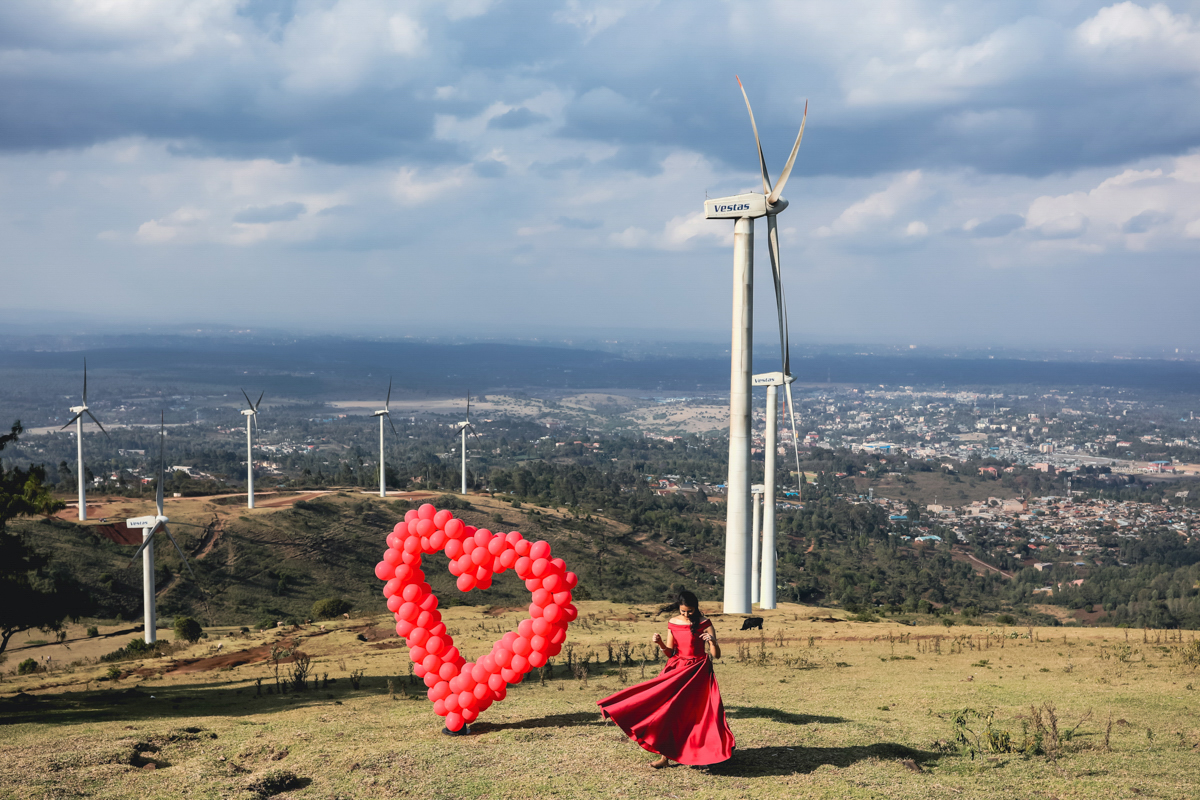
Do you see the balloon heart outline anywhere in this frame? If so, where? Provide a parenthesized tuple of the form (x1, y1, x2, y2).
(374, 503, 578, 731)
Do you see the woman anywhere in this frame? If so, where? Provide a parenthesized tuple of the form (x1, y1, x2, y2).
(597, 591, 734, 768)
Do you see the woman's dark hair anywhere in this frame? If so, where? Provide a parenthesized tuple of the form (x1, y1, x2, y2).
(676, 590, 701, 631)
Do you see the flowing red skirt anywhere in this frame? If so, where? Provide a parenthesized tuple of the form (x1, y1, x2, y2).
(597, 654, 734, 765)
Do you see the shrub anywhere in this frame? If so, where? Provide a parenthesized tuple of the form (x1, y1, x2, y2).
(17, 658, 38, 675)
(311, 597, 352, 620)
(86, 625, 99, 638)
(173, 616, 203, 643)
(995, 613, 1016, 626)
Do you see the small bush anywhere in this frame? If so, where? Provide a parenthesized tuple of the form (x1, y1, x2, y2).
(995, 614, 1016, 626)
(86, 625, 99, 638)
(311, 597, 352, 620)
(173, 617, 203, 643)
(17, 658, 38, 675)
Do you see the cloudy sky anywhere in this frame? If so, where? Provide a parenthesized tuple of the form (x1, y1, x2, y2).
(3, 0, 1200, 350)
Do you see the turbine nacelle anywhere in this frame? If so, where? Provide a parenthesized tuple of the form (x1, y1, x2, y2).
(752, 371, 796, 387)
(127, 515, 168, 529)
(240, 409, 256, 417)
(703, 192, 788, 221)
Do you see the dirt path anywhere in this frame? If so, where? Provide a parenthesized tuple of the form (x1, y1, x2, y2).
(954, 549, 1014, 579)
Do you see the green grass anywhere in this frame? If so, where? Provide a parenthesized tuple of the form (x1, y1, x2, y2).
(2, 604, 1198, 799)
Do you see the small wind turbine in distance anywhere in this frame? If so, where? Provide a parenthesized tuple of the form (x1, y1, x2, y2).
(372, 378, 398, 497)
(60, 359, 109, 521)
(125, 413, 203, 644)
(240, 389, 263, 509)
(455, 392, 483, 495)
(705, 76, 807, 614)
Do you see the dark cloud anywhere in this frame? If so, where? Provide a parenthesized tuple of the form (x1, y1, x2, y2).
(488, 107, 548, 130)
(474, 158, 507, 178)
(970, 214, 1024, 238)
(1122, 210, 1171, 234)
(233, 202, 306, 223)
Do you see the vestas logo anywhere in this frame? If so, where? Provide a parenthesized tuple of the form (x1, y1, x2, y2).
(713, 203, 751, 213)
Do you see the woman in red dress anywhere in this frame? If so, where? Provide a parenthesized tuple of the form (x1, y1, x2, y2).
(597, 591, 734, 768)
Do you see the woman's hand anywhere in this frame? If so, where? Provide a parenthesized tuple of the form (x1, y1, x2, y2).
(700, 630, 714, 643)
(652, 633, 663, 646)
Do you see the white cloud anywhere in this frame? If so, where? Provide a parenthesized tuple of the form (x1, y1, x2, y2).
(1074, 2, 1200, 72)
(905, 220, 928, 237)
(392, 166, 468, 205)
(816, 171, 925, 237)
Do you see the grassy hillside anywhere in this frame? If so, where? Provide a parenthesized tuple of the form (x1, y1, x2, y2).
(2, 605, 1198, 799)
(12, 492, 698, 628)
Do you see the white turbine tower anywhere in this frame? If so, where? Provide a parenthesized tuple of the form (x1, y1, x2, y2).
(455, 392, 482, 495)
(753, 370, 800, 609)
(126, 413, 202, 644)
(60, 359, 108, 521)
(372, 378, 398, 497)
(240, 389, 263, 509)
(706, 76, 807, 614)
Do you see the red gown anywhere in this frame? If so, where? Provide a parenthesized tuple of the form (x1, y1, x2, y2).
(597, 620, 734, 765)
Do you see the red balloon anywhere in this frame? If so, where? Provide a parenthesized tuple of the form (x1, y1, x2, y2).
(386, 532, 404, 550)
(439, 662, 457, 681)
(444, 646, 461, 665)
(550, 628, 567, 644)
(531, 589, 551, 607)
(510, 654, 529, 673)
(401, 584, 421, 603)
(528, 651, 547, 668)
(505, 530, 523, 546)
(397, 602, 419, 622)
(386, 595, 403, 613)
(449, 675, 465, 694)
(425, 635, 445, 655)
(501, 631, 519, 648)
(531, 558, 550, 577)
(514, 539, 531, 557)
(493, 685, 507, 702)
(448, 560, 464, 577)
(514, 556, 532, 577)
(383, 578, 402, 598)
(500, 667, 519, 683)
(480, 654, 496, 673)
(517, 619, 535, 638)
(471, 547, 490, 566)
(474, 529, 492, 546)
(416, 610, 436, 629)
(433, 698, 447, 716)
(382, 548, 402, 566)
(445, 518, 465, 538)
(393, 520, 409, 535)
(416, 518, 435, 537)
(487, 673, 506, 692)
(494, 648, 513, 669)
(445, 539, 464, 560)
(429, 530, 447, 550)
(414, 663, 427, 678)
(403, 536, 421, 554)
(457, 573, 476, 592)
(550, 557, 565, 571)
(424, 672, 439, 688)
(529, 541, 551, 560)
(487, 537, 506, 556)
(524, 578, 542, 592)
(446, 712, 465, 732)
(530, 635, 547, 652)
(543, 604, 563, 623)
(529, 603, 543, 618)
(562, 604, 578, 622)
(422, 654, 442, 673)
(401, 550, 420, 565)
(418, 503, 436, 520)
(395, 620, 414, 638)
(476, 573, 493, 590)
(458, 690, 475, 710)
(408, 627, 430, 647)
(512, 637, 531, 657)
(471, 662, 489, 683)
(421, 594, 439, 611)
(542, 573, 563, 592)
(564, 571, 579, 589)
(547, 642, 562, 657)
(434, 509, 454, 529)
(462, 707, 478, 723)
(474, 564, 490, 580)
(404, 509, 418, 523)
(429, 621, 447, 637)
(532, 617, 551, 636)
(553, 590, 572, 606)
(394, 564, 412, 583)
(444, 693, 460, 713)
(499, 550, 518, 569)
(473, 682, 490, 700)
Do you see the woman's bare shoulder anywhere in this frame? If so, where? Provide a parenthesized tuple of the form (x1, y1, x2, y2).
(668, 616, 690, 625)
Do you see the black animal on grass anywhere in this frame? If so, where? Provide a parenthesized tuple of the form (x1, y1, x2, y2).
(740, 617, 763, 631)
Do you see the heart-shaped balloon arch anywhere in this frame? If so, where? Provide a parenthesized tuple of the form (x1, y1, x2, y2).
(374, 503, 578, 731)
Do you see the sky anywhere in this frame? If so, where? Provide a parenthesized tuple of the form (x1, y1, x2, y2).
(2, 0, 1200, 352)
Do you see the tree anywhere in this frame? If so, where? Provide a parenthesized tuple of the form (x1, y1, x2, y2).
(0, 421, 86, 658)
(173, 616, 203, 643)
(311, 597, 351, 620)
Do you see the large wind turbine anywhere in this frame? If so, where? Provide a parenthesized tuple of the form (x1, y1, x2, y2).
(240, 389, 263, 508)
(706, 76, 807, 614)
(372, 378, 398, 497)
(455, 392, 482, 495)
(60, 359, 108, 521)
(126, 413, 201, 644)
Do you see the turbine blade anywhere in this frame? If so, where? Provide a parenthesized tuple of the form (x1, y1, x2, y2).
(784, 380, 804, 499)
(61, 412, 83, 430)
(85, 409, 109, 437)
(255, 391, 264, 411)
(767, 215, 790, 376)
(162, 525, 200, 583)
(388, 414, 398, 437)
(767, 100, 807, 205)
(157, 412, 165, 517)
(241, 388, 253, 410)
(126, 524, 159, 567)
(83, 358, 88, 404)
(736, 76, 773, 195)
(385, 378, 392, 410)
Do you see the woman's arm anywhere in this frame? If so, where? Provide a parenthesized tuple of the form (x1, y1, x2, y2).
(651, 629, 676, 656)
(700, 622, 721, 659)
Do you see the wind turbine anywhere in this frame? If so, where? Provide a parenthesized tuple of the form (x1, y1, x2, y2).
(240, 389, 263, 508)
(126, 413, 202, 644)
(455, 392, 482, 495)
(60, 359, 108, 521)
(372, 378, 398, 497)
(705, 76, 807, 614)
